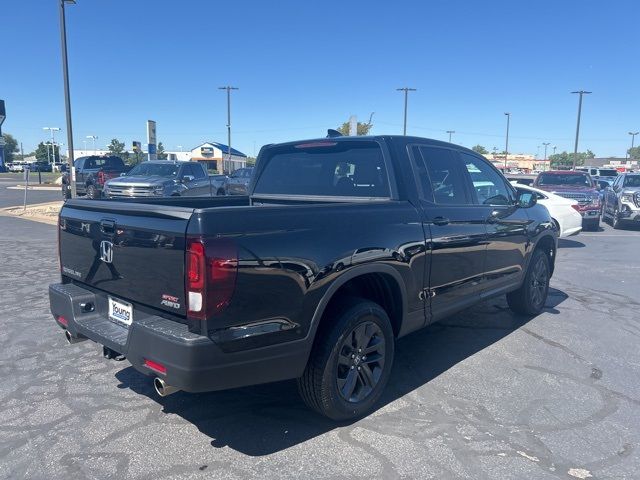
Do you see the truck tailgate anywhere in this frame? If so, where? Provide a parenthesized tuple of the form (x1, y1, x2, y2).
(59, 200, 193, 317)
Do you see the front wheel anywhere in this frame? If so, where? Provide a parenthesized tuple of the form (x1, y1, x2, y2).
(612, 207, 622, 230)
(507, 249, 550, 316)
(297, 299, 395, 421)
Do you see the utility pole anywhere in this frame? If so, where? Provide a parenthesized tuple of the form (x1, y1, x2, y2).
(59, 0, 77, 198)
(542, 142, 550, 172)
(571, 90, 591, 170)
(504, 112, 511, 171)
(396, 87, 416, 135)
(446, 130, 455, 143)
(628, 131, 639, 159)
(218, 86, 238, 174)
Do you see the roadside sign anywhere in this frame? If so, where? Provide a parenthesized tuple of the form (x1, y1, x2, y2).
(146, 120, 157, 161)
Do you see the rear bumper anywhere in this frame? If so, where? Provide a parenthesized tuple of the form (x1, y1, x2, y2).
(49, 282, 309, 393)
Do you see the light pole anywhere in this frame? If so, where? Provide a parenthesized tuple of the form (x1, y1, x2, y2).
(504, 112, 510, 171)
(542, 142, 550, 171)
(43, 127, 60, 163)
(59, 0, 77, 198)
(86, 135, 97, 153)
(628, 131, 639, 159)
(218, 86, 239, 174)
(446, 130, 455, 143)
(396, 87, 416, 136)
(571, 90, 591, 170)
(177, 145, 183, 152)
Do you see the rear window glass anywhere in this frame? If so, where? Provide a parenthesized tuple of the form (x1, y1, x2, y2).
(597, 169, 618, 177)
(254, 141, 390, 198)
(537, 173, 592, 187)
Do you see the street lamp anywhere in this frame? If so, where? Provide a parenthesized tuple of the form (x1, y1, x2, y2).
(504, 112, 511, 171)
(59, 0, 77, 197)
(43, 127, 60, 163)
(446, 130, 455, 143)
(86, 135, 98, 153)
(571, 90, 591, 170)
(396, 87, 416, 136)
(542, 142, 550, 172)
(176, 145, 183, 152)
(628, 131, 639, 159)
(218, 86, 239, 173)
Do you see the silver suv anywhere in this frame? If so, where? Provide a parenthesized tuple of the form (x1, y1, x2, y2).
(602, 173, 640, 229)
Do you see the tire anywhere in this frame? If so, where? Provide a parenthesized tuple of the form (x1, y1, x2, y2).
(583, 218, 599, 231)
(507, 249, 550, 316)
(612, 207, 622, 230)
(86, 184, 100, 200)
(297, 299, 395, 421)
(62, 185, 71, 200)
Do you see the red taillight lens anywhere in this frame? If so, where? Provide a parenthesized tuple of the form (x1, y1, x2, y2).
(57, 315, 68, 327)
(97, 171, 105, 185)
(144, 359, 166, 375)
(186, 238, 237, 320)
(571, 204, 581, 212)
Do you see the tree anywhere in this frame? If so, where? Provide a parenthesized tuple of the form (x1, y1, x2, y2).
(107, 138, 125, 156)
(157, 141, 167, 160)
(548, 150, 595, 169)
(337, 119, 373, 136)
(246, 157, 256, 166)
(628, 146, 640, 160)
(34, 142, 60, 163)
(1, 133, 19, 163)
(472, 145, 489, 155)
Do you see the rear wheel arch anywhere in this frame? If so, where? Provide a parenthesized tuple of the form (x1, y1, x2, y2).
(307, 265, 408, 345)
(533, 234, 556, 275)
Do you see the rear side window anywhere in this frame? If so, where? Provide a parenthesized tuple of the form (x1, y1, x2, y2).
(254, 141, 390, 198)
(414, 146, 469, 204)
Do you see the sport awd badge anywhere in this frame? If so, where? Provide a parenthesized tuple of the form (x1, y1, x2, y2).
(161, 294, 181, 309)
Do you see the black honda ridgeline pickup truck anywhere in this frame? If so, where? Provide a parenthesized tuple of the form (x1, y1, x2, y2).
(50, 135, 557, 420)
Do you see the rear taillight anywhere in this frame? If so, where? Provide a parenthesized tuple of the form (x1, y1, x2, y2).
(186, 237, 237, 320)
(97, 171, 105, 185)
(144, 359, 166, 375)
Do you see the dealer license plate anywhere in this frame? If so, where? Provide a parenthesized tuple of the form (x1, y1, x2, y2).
(108, 296, 133, 326)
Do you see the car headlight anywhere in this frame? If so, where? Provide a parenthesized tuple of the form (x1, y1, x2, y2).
(591, 196, 600, 206)
(621, 193, 633, 202)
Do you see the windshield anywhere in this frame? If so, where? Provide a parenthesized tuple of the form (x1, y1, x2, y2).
(598, 169, 618, 177)
(624, 176, 640, 187)
(254, 141, 390, 198)
(537, 173, 592, 187)
(126, 163, 178, 177)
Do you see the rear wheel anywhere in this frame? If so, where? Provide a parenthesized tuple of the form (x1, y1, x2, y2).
(612, 207, 622, 230)
(86, 184, 100, 200)
(583, 218, 599, 231)
(507, 249, 550, 316)
(297, 299, 394, 421)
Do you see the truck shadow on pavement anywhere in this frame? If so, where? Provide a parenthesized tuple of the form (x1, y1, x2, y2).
(115, 288, 568, 457)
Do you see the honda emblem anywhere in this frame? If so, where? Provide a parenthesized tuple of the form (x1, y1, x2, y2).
(100, 240, 114, 263)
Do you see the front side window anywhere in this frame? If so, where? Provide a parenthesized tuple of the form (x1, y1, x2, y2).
(414, 146, 469, 204)
(624, 175, 640, 188)
(460, 152, 514, 205)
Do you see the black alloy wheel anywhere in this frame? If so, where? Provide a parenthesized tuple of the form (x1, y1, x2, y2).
(336, 321, 386, 403)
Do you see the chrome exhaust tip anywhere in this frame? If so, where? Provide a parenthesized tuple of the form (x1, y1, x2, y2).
(65, 330, 87, 344)
(154, 377, 180, 397)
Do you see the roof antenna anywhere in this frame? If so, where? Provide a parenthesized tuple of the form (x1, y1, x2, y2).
(326, 129, 343, 138)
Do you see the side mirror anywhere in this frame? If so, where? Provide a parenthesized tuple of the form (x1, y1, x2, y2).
(517, 191, 537, 208)
(120, 172, 127, 177)
(182, 175, 195, 183)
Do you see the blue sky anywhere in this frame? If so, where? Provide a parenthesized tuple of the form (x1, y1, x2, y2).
(2, 0, 639, 157)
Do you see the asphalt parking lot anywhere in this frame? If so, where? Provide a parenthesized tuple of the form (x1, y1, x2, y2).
(1, 183, 640, 479)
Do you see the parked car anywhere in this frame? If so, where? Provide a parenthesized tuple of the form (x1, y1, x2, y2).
(533, 170, 601, 231)
(513, 183, 582, 237)
(50, 135, 557, 420)
(8, 161, 26, 172)
(62, 155, 130, 199)
(221, 167, 254, 195)
(506, 174, 537, 186)
(27, 161, 53, 172)
(104, 161, 224, 198)
(602, 173, 640, 229)
(576, 166, 618, 182)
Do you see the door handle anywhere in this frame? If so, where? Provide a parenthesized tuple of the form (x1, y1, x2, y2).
(432, 216, 450, 226)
